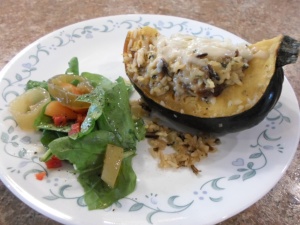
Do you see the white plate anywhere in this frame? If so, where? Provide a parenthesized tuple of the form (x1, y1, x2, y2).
(0, 14, 299, 225)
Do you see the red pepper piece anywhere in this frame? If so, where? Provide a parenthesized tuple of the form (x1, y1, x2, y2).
(45, 155, 62, 169)
(35, 171, 47, 180)
(52, 115, 67, 127)
(68, 122, 81, 136)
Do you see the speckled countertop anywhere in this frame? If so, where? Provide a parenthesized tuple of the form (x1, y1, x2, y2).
(0, 0, 299, 224)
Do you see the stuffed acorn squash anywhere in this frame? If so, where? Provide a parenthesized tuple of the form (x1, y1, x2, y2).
(123, 26, 299, 134)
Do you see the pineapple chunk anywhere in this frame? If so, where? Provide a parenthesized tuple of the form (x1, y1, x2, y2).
(101, 144, 123, 188)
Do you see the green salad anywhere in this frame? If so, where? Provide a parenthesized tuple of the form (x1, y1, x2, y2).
(9, 57, 146, 209)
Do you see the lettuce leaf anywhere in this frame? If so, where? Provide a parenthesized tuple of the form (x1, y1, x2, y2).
(97, 77, 145, 150)
(74, 85, 106, 138)
(81, 72, 115, 90)
(40, 129, 67, 147)
(26, 80, 48, 91)
(46, 130, 137, 209)
(48, 130, 120, 171)
(65, 57, 80, 75)
(78, 153, 136, 209)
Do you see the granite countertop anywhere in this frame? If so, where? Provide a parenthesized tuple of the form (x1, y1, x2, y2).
(0, 0, 299, 224)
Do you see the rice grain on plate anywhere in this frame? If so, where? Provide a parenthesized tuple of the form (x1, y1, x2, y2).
(130, 99, 220, 174)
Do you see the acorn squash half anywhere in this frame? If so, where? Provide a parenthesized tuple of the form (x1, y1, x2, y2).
(123, 26, 299, 134)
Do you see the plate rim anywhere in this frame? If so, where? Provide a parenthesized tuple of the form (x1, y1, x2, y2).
(0, 13, 299, 225)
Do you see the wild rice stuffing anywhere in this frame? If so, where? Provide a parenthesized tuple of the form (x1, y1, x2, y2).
(130, 99, 220, 174)
(125, 31, 253, 103)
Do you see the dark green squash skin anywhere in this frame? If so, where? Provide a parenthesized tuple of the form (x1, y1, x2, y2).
(134, 68, 284, 134)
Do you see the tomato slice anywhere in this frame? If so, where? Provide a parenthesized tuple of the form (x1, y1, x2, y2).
(45, 155, 63, 169)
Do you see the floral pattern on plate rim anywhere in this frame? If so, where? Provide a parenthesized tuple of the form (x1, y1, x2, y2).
(0, 16, 292, 224)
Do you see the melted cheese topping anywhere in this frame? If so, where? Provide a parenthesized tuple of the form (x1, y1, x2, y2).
(156, 34, 253, 64)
